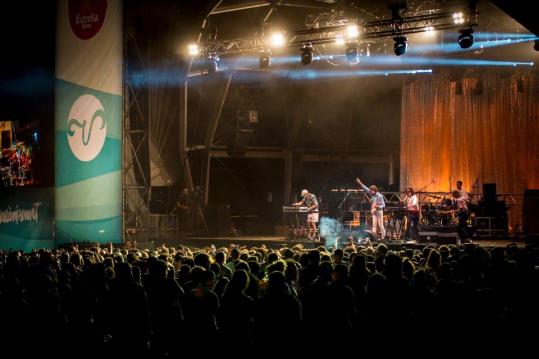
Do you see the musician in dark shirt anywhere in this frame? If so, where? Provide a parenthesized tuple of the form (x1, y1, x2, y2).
(176, 187, 192, 234)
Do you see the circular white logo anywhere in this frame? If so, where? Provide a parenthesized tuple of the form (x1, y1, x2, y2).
(67, 94, 107, 162)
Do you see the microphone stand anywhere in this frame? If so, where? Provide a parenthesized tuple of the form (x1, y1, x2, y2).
(416, 180, 434, 194)
(338, 190, 352, 209)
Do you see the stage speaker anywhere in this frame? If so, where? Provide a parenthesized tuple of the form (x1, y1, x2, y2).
(477, 200, 508, 231)
(205, 204, 232, 236)
(523, 189, 539, 235)
(227, 129, 252, 157)
(150, 186, 172, 214)
(483, 183, 497, 201)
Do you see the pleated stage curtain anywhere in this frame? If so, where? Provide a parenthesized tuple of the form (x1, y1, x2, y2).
(401, 71, 539, 231)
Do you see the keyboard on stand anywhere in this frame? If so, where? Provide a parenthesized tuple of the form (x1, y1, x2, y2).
(282, 206, 314, 240)
(282, 206, 309, 213)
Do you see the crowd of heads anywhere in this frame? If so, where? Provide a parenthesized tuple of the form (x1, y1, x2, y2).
(0, 239, 538, 355)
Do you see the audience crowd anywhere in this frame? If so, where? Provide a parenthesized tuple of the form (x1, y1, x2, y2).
(0, 240, 537, 356)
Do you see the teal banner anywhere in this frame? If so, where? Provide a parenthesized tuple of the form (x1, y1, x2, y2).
(55, 80, 122, 244)
(0, 188, 54, 250)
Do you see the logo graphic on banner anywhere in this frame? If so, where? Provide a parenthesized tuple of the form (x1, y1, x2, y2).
(68, 0, 108, 40)
(67, 94, 107, 161)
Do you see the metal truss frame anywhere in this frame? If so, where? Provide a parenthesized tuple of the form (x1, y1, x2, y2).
(198, 1, 478, 57)
(123, 18, 151, 242)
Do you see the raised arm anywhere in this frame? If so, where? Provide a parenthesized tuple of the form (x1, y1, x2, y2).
(356, 178, 370, 193)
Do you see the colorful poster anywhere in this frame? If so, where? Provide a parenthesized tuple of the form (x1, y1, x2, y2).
(55, 0, 122, 244)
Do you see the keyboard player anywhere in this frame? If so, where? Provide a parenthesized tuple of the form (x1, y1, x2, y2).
(292, 189, 319, 239)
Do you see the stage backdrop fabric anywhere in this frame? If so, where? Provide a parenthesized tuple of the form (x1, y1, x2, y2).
(401, 71, 539, 230)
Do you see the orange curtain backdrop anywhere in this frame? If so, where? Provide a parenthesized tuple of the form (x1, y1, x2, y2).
(401, 71, 539, 227)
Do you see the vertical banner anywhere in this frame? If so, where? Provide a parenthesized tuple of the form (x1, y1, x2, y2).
(55, 0, 122, 244)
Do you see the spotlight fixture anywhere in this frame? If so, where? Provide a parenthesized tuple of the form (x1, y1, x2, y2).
(458, 28, 474, 49)
(393, 36, 407, 56)
(452, 12, 465, 24)
(345, 44, 359, 63)
(424, 26, 435, 36)
(346, 25, 359, 39)
(269, 32, 286, 48)
(188, 43, 199, 56)
(206, 56, 218, 74)
(300, 44, 313, 65)
(259, 53, 271, 69)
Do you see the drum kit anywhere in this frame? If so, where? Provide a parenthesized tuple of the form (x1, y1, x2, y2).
(0, 142, 32, 186)
(421, 194, 458, 226)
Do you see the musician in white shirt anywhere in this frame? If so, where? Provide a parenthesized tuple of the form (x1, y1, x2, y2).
(356, 178, 386, 239)
(456, 180, 470, 204)
(403, 187, 420, 241)
(292, 189, 319, 239)
(452, 190, 469, 242)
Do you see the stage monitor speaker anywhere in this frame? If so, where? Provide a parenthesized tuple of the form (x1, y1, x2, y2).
(364, 230, 380, 241)
(483, 183, 497, 201)
(523, 189, 539, 235)
(419, 231, 438, 244)
(418, 231, 458, 244)
(436, 232, 459, 245)
(205, 204, 232, 236)
(150, 186, 172, 214)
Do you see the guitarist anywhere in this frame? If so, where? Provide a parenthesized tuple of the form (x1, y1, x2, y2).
(403, 187, 420, 241)
(452, 190, 469, 242)
(356, 178, 386, 239)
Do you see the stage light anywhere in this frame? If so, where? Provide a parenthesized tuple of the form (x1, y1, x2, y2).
(424, 26, 435, 36)
(458, 28, 474, 49)
(335, 35, 345, 46)
(346, 25, 359, 39)
(270, 32, 285, 48)
(300, 45, 313, 65)
(259, 54, 271, 68)
(453, 12, 465, 24)
(188, 43, 199, 56)
(345, 44, 359, 63)
(206, 57, 218, 74)
(393, 36, 407, 56)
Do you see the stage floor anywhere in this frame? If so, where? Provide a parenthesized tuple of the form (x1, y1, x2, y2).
(149, 234, 526, 250)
